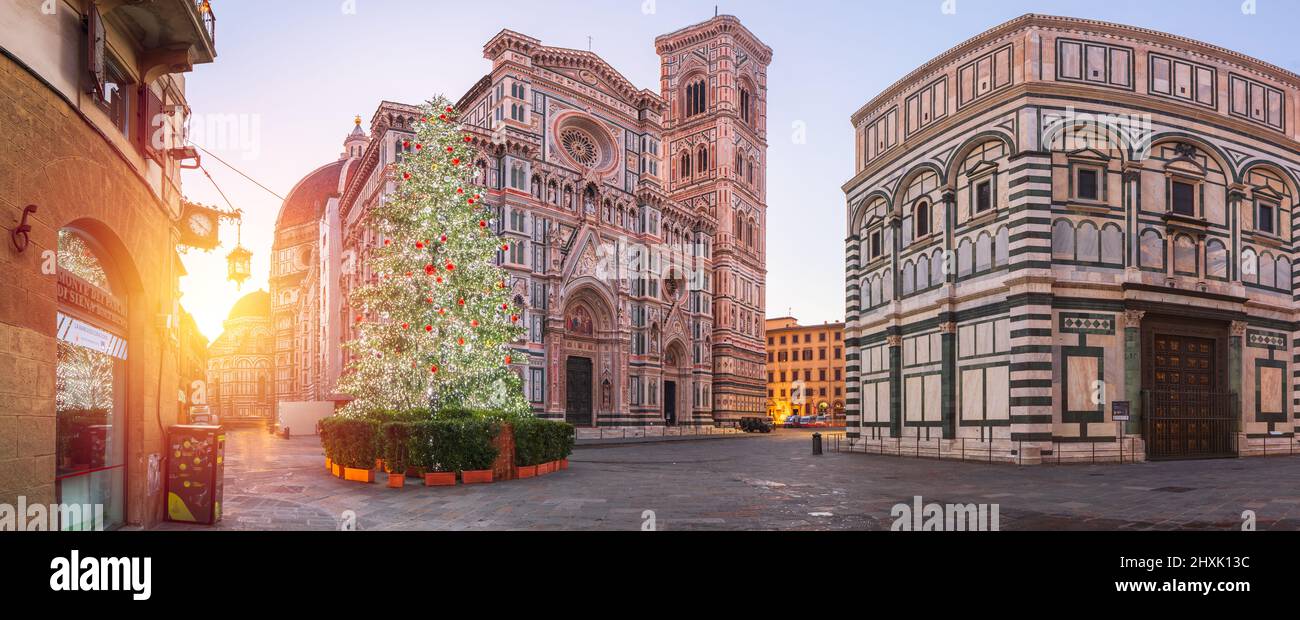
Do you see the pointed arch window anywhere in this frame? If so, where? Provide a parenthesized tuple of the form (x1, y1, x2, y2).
(697, 146, 708, 173)
(680, 152, 692, 179)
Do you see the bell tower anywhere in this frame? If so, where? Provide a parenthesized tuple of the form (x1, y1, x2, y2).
(656, 15, 772, 423)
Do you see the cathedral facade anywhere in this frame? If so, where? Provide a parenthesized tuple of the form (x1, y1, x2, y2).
(274, 15, 771, 427)
(843, 15, 1300, 463)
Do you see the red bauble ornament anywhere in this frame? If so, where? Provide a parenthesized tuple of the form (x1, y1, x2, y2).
(504, 355, 512, 365)
(439, 114, 448, 121)
(384, 239, 391, 246)
(458, 338, 465, 346)
(479, 220, 487, 228)
(440, 235, 448, 243)
(511, 314, 519, 323)
(430, 365, 439, 374)
(439, 308, 447, 315)
(402, 323, 410, 330)
(415, 143, 423, 150)
(415, 242, 424, 250)
(464, 136, 472, 143)
(402, 172, 411, 180)
(446, 263, 455, 271)
(425, 264, 435, 275)
(426, 297, 434, 304)
(446, 146, 454, 153)
(436, 276, 443, 284)
(458, 298, 465, 305)
(403, 140, 410, 148)
(467, 198, 475, 205)
(457, 188, 465, 194)
(501, 303, 509, 310)
(501, 244, 510, 252)
(451, 158, 460, 165)
(471, 320, 479, 328)
(446, 106, 454, 113)
(425, 325, 433, 332)
(355, 316, 363, 323)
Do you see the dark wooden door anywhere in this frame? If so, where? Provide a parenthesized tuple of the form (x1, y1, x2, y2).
(565, 357, 593, 427)
(664, 381, 677, 426)
(1146, 334, 1236, 459)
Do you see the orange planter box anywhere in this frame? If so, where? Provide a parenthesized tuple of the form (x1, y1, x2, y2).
(326, 457, 332, 471)
(559, 458, 569, 470)
(462, 470, 493, 484)
(387, 472, 405, 488)
(517, 465, 537, 479)
(331, 463, 342, 478)
(375, 458, 384, 471)
(424, 472, 456, 487)
(344, 467, 375, 483)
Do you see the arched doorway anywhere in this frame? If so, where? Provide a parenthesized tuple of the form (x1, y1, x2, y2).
(663, 340, 689, 426)
(558, 285, 617, 427)
(54, 228, 128, 530)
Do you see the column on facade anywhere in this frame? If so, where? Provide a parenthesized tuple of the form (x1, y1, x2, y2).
(1122, 309, 1145, 436)
(1005, 151, 1055, 451)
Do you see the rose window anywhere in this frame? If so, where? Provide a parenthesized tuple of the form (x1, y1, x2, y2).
(560, 129, 600, 168)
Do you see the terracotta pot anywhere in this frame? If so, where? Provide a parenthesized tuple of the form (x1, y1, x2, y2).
(344, 467, 375, 483)
(424, 472, 456, 487)
(560, 458, 569, 470)
(462, 470, 493, 484)
(387, 472, 405, 489)
(517, 465, 537, 479)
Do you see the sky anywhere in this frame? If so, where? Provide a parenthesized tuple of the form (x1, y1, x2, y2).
(178, 0, 1300, 341)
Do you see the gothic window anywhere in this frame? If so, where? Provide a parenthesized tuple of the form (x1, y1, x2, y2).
(736, 152, 743, 177)
(685, 79, 707, 117)
(697, 146, 708, 173)
(680, 152, 692, 179)
(740, 88, 751, 124)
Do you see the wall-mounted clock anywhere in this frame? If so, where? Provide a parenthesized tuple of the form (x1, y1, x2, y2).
(179, 202, 221, 250)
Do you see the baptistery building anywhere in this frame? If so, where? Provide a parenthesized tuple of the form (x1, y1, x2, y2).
(843, 15, 1300, 463)
(278, 15, 772, 427)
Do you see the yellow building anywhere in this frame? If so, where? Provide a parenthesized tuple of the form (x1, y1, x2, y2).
(765, 318, 846, 425)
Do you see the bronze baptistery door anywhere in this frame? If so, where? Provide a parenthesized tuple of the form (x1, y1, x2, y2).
(1144, 333, 1236, 460)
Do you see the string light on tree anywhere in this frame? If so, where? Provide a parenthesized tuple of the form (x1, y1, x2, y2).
(337, 96, 528, 417)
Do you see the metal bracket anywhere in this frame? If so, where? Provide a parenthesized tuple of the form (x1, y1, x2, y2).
(11, 205, 36, 253)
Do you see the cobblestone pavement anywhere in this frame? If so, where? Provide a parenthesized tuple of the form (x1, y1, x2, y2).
(157, 428, 1300, 531)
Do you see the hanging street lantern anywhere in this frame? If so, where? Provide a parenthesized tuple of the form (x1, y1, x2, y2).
(227, 245, 252, 288)
(225, 214, 252, 288)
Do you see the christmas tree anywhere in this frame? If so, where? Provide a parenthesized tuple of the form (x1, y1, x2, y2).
(338, 96, 528, 418)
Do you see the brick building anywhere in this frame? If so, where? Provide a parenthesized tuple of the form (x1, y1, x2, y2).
(765, 318, 845, 424)
(0, 0, 217, 528)
(844, 15, 1300, 463)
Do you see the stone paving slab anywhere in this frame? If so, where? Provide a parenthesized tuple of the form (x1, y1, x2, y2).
(153, 428, 1300, 531)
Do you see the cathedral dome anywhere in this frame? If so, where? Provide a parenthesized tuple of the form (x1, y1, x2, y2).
(227, 290, 271, 321)
(277, 160, 346, 229)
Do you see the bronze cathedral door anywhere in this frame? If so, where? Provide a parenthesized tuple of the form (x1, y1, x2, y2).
(565, 357, 593, 427)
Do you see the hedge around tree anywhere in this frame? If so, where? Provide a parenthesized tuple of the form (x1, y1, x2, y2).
(321, 411, 573, 475)
(513, 417, 576, 467)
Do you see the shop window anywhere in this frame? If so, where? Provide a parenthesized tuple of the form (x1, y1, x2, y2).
(55, 230, 126, 530)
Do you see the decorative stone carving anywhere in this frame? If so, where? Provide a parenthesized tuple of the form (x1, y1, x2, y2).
(1230, 321, 1248, 338)
(1122, 310, 1146, 329)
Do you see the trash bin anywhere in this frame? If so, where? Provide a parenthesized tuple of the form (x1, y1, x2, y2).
(165, 425, 225, 525)
(812, 432, 823, 455)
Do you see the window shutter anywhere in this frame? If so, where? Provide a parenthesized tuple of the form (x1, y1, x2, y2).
(86, 5, 105, 97)
(139, 86, 165, 160)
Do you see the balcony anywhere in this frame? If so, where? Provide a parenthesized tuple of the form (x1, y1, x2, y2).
(105, 0, 218, 77)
